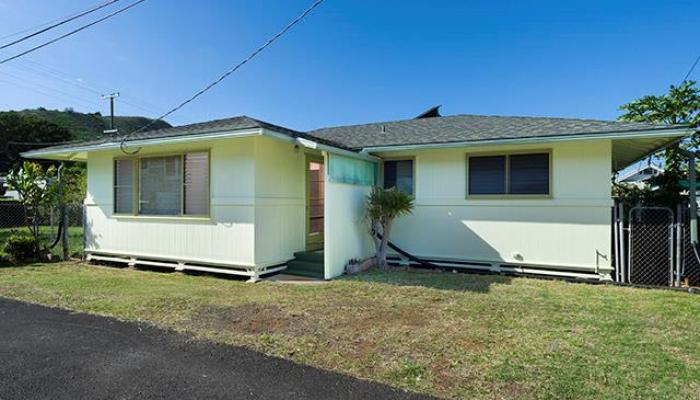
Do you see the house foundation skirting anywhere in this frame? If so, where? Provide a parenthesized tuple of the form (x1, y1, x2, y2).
(387, 254, 611, 281)
(85, 251, 287, 282)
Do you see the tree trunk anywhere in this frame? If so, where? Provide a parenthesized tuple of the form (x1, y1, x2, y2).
(371, 219, 382, 267)
(377, 220, 393, 269)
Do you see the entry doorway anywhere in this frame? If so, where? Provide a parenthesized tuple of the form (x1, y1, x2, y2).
(306, 156, 324, 251)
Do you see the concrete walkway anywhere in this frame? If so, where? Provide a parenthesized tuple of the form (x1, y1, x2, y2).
(0, 298, 431, 400)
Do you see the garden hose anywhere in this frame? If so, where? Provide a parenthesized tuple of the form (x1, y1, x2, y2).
(373, 230, 441, 269)
(48, 218, 63, 249)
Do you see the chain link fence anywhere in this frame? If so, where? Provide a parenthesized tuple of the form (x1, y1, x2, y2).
(678, 205, 700, 287)
(614, 202, 700, 288)
(0, 202, 83, 260)
(628, 207, 674, 286)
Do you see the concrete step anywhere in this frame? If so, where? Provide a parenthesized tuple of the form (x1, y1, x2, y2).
(285, 260, 324, 279)
(292, 251, 324, 263)
(282, 268, 324, 279)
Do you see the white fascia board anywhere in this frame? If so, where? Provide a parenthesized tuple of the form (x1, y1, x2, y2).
(260, 128, 380, 162)
(21, 128, 263, 159)
(359, 128, 692, 153)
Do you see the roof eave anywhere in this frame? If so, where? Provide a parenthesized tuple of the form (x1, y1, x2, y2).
(358, 127, 692, 153)
(21, 128, 265, 160)
(20, 125, 380, 163)
(260, 129, 380, 162)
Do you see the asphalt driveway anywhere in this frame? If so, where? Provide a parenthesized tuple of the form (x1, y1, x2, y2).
(0, 297, 430, 400)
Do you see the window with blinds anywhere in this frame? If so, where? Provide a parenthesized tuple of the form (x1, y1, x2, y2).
(113, 152, 209, 216)
(383, 159, 414, 194)
(468, 152, 550, 196)
(114, 159, 134, 214)
(184, 152, 209, 215)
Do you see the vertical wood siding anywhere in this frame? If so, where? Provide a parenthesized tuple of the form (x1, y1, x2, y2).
(374, 140, 613, 273)
(324, 153, 375, 279)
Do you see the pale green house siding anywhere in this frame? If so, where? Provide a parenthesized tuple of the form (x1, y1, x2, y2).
(373, 139, 613, 274)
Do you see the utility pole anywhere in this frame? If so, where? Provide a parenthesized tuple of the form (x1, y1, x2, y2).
(101, 92, 120, 134)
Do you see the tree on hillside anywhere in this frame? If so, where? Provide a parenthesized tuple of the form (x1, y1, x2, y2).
(618, 80, 700, 206)
(0, 112, 72, 173)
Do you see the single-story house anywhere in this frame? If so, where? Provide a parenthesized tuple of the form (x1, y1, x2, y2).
(617, 162, 664, 186)
(23, 110, 690, 281)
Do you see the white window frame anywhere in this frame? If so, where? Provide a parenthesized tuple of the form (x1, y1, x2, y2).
(113, 150, 210, 218)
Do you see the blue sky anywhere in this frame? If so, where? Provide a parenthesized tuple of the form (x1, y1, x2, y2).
(0, 0, 698, 131)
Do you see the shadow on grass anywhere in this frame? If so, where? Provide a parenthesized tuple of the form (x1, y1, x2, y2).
(0, 259, 64, 269)
(342, 267, 513, 293)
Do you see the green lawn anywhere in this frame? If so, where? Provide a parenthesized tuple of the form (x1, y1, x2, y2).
(0, 226, 83, 258)
(0, 263, 699, 399)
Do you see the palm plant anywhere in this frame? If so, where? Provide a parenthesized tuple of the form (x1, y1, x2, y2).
(366, 186, 414, 269)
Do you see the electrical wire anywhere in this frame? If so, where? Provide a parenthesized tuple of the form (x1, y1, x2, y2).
(2, 69, 104, 107)
(0, 76, 103, 109)
(682, 54, 700, 83)
(0, 0, 117, 41)
(119, 0, 326, 154)
(0, 0, 121, 50)
(8, 59, 162, 115)
(0, 0, 146, 65)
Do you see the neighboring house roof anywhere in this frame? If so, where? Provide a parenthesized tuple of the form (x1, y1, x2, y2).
(308, 114, 684, 150)
(617, 163, 664, 183)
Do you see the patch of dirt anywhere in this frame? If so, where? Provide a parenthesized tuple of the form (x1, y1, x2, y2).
(189, 304, 306, 336)
(332, 307, 431, 331)
(487, 381, 532, 400)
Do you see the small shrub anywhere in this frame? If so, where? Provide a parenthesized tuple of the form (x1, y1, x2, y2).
(3, 235, 38, 263)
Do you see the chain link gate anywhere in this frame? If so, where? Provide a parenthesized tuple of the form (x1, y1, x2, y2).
(628, 207, 675, 286)
(677, 205, 700, 287)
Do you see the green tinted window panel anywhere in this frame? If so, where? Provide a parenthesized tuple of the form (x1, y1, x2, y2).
(328, 154, 377, 186)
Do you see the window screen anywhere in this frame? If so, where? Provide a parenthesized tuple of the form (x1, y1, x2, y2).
(509, 153, 549, 194)
(468, 156, 506, 195)
(184, 152, 209, 215)
(383, 160, 414, 194)
(114, 159, 134, 214)
(139, 156, 182, 215)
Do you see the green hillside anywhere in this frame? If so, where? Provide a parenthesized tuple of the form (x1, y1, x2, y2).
(12, 108, 171, 141)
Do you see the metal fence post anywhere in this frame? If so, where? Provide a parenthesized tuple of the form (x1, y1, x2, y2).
(61, 204, 69, 260)
(618, 202, 627, 283)
(613, 203, 620, 282)
(676, 204, 683, 286)
(82, 204, 87, 261)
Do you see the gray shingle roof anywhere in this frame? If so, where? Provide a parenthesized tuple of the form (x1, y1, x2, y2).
(26, 115, 351, 153)
(307, 114, 683, 150)
(25, 113, 685, 156)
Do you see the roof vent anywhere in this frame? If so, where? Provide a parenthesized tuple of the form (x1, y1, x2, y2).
(415, 105, 441, 119)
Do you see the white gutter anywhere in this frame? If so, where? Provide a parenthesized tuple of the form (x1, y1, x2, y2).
(359, 127, 692, 153)
(261, 128, 380, 162)
(21, 128, 264, 158)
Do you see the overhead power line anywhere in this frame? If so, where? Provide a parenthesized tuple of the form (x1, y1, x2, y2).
(0, 0, 117, 41)
(0, 0, 146, 66)
(0, 73, 104, 109)
(682, 54, 700, 83)
(9, 59, 163, 115)
(120, 0, 326, 154)
(0, 0, 121, 51)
